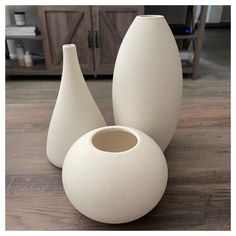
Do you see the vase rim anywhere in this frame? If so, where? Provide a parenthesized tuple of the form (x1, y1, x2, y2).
(137, 15, 164, 19)
(91, 126, 140, 154)
(63, 44, 76, 49)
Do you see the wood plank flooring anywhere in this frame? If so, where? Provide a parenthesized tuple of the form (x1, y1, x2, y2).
(6, 28, 230, 230)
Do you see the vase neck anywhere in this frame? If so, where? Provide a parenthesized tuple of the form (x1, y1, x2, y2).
(62, 44, 81, 74)
(60, 44, 88, 94)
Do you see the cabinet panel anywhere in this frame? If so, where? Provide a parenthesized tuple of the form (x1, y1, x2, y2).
(92, 6, 144, 74)
(38, 6, 94, 74)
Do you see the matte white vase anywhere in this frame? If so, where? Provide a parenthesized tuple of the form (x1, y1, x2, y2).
(112, 15, 183, 151)
(46, 44, 106, 168)
(62, 125, 168, 224)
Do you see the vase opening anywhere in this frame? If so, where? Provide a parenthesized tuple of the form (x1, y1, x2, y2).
(137, 15, 164, 19)
(92, 128, 138, 153)
(63, 44, 76, 48)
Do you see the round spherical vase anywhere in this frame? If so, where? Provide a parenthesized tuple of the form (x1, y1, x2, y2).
(62, 125, 168, 224)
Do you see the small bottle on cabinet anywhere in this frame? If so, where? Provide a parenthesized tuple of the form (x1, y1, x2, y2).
(16, 44, 25, 66)
(24, 51, 33, 67)
(14, 12, 26, 26)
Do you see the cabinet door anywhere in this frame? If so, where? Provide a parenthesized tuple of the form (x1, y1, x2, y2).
(92, 6, 144, 74)
(38, 6, 94, 74)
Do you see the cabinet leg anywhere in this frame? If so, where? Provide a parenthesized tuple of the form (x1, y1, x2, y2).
(192, 72, 197, 80)
(192, 6, 208, 80)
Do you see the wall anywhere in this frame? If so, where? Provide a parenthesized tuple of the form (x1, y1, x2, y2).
(221, 6, 230, 22)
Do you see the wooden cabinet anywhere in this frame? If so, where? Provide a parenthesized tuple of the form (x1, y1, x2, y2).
(37, 6, 94, 74)
(37, 6, 144, 75)
(6, 6, 207, 78)
(92, 6, 144, 74)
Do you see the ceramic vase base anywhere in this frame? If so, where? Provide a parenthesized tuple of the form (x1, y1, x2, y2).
(62, 126, 168, 224)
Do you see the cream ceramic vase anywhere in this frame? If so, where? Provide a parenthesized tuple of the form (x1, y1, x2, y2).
(112, 15, 183, 151)
(46, 44, 106, 168)
(62, 125, 168, 224)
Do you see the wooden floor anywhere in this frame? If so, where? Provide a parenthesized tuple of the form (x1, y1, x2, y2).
(6, 28, 230, 230)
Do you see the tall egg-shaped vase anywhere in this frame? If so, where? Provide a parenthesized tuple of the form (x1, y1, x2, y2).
(47, 44, 106, 168)
(112, 15, 183, 151)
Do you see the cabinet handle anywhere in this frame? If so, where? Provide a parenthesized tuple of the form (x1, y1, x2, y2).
(95, 31, 99, 48)
(88, 31, 93, 48)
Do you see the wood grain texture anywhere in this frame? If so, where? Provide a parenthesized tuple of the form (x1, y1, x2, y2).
(92, 6, 144, 74)
(37, 6, 143, 76)
(6, 28, 230, 230)
(37, 6, 94, 73)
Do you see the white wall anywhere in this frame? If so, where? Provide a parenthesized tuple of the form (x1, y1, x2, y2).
(206, 6, 223, 23)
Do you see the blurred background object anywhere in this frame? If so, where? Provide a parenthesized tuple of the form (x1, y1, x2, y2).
(5, 5, 230, 79)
